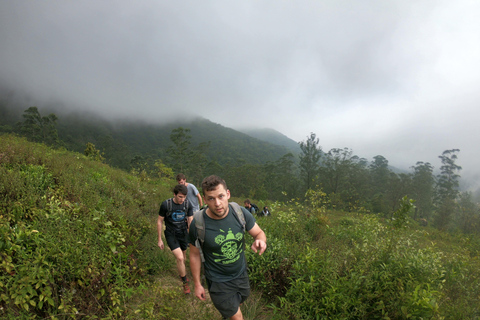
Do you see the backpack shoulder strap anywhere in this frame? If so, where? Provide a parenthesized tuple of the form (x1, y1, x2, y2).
(194, 208, 206, 262)
(194, 209, 205, 242)
(229, 202, 246, 232)
(166, 198, 172, 217)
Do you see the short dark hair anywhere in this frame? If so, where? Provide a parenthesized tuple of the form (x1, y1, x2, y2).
(173, 184, 188, 195)
(176, 173, 186, 181)
(244, 199, 251, 205)
(201, 175, 227, 194)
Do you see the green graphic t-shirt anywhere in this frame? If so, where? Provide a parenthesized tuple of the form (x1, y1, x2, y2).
(189, 204, 255, 282)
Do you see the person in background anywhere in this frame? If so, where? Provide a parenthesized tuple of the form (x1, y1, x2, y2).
(177, 173, 203, 212)
(157, 184, 194, 294)
(261, 206, 271, 217)
(189, 175, 267, 320)
(243, 199, 256, 215)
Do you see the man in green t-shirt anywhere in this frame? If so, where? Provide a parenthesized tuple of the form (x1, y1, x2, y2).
(189, 175, 267, 320)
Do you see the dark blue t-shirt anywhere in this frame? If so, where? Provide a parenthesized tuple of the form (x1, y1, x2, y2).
(159, 198, 193, 233)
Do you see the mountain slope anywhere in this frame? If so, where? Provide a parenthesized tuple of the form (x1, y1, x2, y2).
(237, 127, 301, 155)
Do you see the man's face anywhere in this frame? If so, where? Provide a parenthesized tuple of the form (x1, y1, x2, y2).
(244, 203, 251, 208)
(174, 192, 187, 205)
(177, 179, 186, 185)
(203, 184, 231, 218)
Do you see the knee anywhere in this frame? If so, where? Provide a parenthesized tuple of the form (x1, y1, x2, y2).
(175, 255, 185, 264)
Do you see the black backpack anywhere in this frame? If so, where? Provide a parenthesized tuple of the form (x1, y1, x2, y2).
(166, 198, 189, 217)
(251, 203, 259, 212)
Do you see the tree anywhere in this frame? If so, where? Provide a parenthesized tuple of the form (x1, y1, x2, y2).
(167, 127, 192, 173)
(369, 155, 390, 192)
(320, 147, 354, 195)
(84, 142, 105, 162)
(167, 127, 210, 184)
(263, 153, 299, 201)
(153, 159, 174, 179)
(17, 106, 59, 146)
(369, 155, 391, 214)
(130, 155, 148, 173)
(456, 192, 479, 234)
(434, 149, 462, 230)
(411, 161, 435, 221)
(385, 172, 412, 214)
(435, 149, 462, 201)
(299, 133, 322, 192)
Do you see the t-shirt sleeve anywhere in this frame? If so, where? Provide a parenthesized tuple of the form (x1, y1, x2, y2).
(159, 201, 168, 217)
(191, 184, 199, 196)
(241, 207, 256, 231)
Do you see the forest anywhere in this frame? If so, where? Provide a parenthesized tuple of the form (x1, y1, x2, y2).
(1, 104, 478, 235)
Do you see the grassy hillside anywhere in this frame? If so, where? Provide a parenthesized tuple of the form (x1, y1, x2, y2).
(0, 134, 172, 318)
(2, 134, 480, 319)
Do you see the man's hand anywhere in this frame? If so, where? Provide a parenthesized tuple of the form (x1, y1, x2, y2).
(158, 239, 164, 250)
(195, 284, 206, 301)
(251, 239, 267, 255)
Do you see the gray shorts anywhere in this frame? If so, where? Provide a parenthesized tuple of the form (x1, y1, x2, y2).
(206, 270, 250, 319)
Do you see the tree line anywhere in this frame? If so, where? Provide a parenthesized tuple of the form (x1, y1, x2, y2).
(4, 107, 479, 234)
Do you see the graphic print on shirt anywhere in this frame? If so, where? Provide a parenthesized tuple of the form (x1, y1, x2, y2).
(213, 228, 244, 264)
(171, 210, 186, 222)
(170, 209, 187, 230)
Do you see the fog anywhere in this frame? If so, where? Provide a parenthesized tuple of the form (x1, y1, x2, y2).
(1, 1, 480, 189)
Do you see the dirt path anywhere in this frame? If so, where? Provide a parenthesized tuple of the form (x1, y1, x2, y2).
(132, 268, 276, 320)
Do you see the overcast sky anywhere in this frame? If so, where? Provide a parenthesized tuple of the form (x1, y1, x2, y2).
(1, 1, 479, 187)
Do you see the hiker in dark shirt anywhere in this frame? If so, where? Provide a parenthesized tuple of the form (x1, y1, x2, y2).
(189, 175, 267, 320)
(158, 184, 194, 294)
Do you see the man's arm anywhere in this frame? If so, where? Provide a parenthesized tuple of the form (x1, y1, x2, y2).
(196, 193, 203, 207)
(189, 244, 206, 300)
(247, 223, 267, 255)
(187, 216, 193, 230)
(157, 216, 165, 249)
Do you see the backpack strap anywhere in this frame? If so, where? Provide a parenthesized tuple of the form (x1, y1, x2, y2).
(230, 202, 246, 232)
(194, 208, 206, 262)
(230, 202, 246, 251)
(166, 198, 189, 217)
(166, 198, 172, 217)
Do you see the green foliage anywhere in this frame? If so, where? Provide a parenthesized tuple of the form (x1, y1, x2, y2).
(0, 134, 171, 318)
(281, 216, 445, 319)
(16, 106, 60, 147)
(243, 186, 480, 320)
(84, 142, 105, 162)
(299, 132, 322, 192)
(391, 196, 415, 229)
(411, 161, 435, 220)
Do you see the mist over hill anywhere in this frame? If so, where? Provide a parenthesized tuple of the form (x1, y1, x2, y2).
(237, 127, 301, 155)
(0, 100, 297, 170)
(1, 94, 478, 198)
